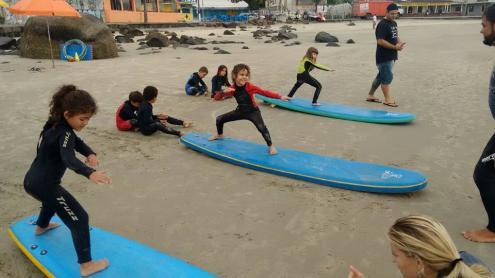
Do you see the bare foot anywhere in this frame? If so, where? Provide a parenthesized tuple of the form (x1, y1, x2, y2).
(208, 134, 224, 141)
(80, 259, 109, 277)
(35, 222, 61, 235)
(462, 229, 495, 243)
(269, 146, 278, 155)
(269, 104, 276, 108)
(183, 121, 193, 128)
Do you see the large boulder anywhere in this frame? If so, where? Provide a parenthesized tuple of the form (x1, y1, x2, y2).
(315, 31, 339, 43)
(119, 27, 144, 37)
(222, 22, 237, 28)
(0, 37, 17, 50)
(145, 32, 169, 47)
(20, 15, 118, 59)
(179, 35, 206, 45)
(115, 35, 134, 43)
(278, 30, 297, 40)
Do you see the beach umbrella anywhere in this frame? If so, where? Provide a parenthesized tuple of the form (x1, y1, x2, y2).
(9, 0, 80, 68)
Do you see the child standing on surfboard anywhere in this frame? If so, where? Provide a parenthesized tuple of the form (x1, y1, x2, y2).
(209, 64, 290, 155)
(287, 47, 335, 106)
(23, 85, 110, 277)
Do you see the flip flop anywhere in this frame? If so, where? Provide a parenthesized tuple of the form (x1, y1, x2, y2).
(366, 98, 381, 103)
(383, 102, 399, 107)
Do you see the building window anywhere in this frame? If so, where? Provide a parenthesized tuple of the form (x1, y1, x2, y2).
(407, 6, 413, 14)
(468, 5, 474, 12)
(111, 0, 122, 10)
(122, 0, 133, 10)
(136, 0, 143, 10)
(455, 6, 461, 12)
(417, 6, 423, 13)
(145, 0, 158, 12)
(159, 0, 176, 12)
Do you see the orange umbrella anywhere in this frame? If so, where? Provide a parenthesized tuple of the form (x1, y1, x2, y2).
(9, 0, 80, 67)
(10, 0, 80, 16)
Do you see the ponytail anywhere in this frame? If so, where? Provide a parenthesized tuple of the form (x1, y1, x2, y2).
(49, 84, 97, 123)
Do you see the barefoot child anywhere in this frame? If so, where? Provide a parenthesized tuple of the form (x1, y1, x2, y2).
(209, 64, 290, 155)
(115, 91, 142, 131)
(23, 85, 111, 277)
(287, 47, 334, 106)
(211, 65, 231, 101)
(138, 86, 192, 137)
(185, 66, 209, 96)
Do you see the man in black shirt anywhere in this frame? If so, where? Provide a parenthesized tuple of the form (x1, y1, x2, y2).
(463, 4, 495, 243)
(366, 3, 405, 107)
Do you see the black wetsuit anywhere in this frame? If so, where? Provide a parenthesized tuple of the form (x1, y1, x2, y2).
(216, 84, 272, 146)
(186, 72, 208, 95)
(211, 75, 231, 98)
(23, 120, 95, 264)
(472, 68, 495, 233)
(138, 101, 182, 137)
(288, 60, 326, 104)
(119, 100, 139, 127)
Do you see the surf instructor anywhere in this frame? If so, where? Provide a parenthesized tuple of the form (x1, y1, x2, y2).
(366, 3, 405, 107)
(463, 4, 495, 243)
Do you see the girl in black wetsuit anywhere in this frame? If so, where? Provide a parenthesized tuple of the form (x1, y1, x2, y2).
(287, 47, 334, 105)
(23, 85, 111, 277)
(209, 64, 290, 155)
(211, 65, 231, 101)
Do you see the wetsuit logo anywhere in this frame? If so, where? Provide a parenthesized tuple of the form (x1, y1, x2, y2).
(381, 170, 402, 179)
(481, 153, 495, 163)
(63, 132, 70, 148)
(56, 196, 79, 221)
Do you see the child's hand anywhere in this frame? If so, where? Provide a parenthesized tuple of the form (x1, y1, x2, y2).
(157, 114, 168, 120)
(280, 96, 291, 101)
(348, 266, 364, 278)
(224, 87, 235, 93)
(89, 171, 111, 185)
(85, 154, 99, 168)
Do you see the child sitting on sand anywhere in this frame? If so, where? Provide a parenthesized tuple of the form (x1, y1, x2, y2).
(116, 91, 142, 131)
(138, 86, 192, 137)
(211, 65, 231, 101)
(185, 66, 209, 96)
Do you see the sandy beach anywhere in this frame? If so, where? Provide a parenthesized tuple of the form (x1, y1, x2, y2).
(0, 19, 494, 277)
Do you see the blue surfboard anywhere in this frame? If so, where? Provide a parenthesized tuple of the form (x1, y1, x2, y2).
(255, 94, 416, 124)
(8, 215, 216, 278)
(180, 133, 427, 193)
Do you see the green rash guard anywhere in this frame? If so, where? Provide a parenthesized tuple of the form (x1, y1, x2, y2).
(297, 57, 330, 74)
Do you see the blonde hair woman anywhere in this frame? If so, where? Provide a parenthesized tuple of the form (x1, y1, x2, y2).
(349, 215, 493, 278)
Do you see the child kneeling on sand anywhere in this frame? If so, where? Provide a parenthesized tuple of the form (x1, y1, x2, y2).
(185, 66, 209, 96)
(211, 65, 232, 101)
(138, 86, 192, 137)
(116, 91, 142, 131)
